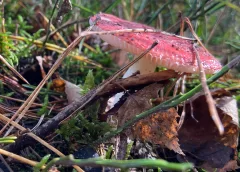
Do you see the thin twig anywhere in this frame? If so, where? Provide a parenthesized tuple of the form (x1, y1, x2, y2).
(42, 0, 60, 50)
(0, 148, 43, 169)
(193, 44, 224, 134)
(183, 17, 209, 53)
(0, 95, 56, 110)
(0, 55, 29, 84)
(183, 17, 224, 134)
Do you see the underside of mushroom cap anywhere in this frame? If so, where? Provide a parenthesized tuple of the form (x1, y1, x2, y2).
(90, 13, 222, 74)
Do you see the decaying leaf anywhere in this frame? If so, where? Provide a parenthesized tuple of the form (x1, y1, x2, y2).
(178, 89, 239, 171)
(133, 108, 183, 155)
(116, 83, 183, 154)
(116, 83, 163, 128)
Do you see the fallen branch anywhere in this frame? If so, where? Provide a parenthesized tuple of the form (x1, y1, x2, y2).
(97, 70, 177, 97)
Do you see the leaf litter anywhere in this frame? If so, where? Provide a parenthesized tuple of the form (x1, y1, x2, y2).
(114, 82, 238, 171)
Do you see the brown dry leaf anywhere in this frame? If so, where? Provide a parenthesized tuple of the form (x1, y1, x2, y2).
(116, 83, 183, 154)
(178, 89, 239, 171)
(116, 83, 163, 127)
(133, 108, 183, 155)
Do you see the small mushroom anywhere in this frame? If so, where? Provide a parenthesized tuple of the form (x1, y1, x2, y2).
(89, 13, 222, 77)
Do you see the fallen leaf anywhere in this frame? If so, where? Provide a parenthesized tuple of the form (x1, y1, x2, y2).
(116, 83, 183, 154)
(116, 83, 163, 127)
(178, 89, 239, 170)
(133, 108, 183, 155)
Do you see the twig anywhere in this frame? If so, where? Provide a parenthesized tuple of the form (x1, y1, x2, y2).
(183, 17, 209, 53)
(97, 70, 177, 97)
(183, 17, 224, 134)
(0, 148, 44, 169)
(42, 156, 193, 172)
(0, 74, 27, 94)
(0, 55, 29, 84)
(193, 44, 224, 134)
(42, 0, 60, 50)
(0, 95, 55, 110)
(177, 75, 187, 130)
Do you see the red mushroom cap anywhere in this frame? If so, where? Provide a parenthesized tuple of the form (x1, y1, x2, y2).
(90, 13, 222, 74)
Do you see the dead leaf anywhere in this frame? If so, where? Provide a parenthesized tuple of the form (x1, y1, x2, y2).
(116, 83, 162, 128)
(116, 83, 183, 154)
(178, 89, 239, 170)
(133, 108, 183, 155)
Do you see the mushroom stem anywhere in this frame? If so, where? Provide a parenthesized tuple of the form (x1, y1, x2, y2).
(113, 57, 157, 105)
(123, 56, 157, 78)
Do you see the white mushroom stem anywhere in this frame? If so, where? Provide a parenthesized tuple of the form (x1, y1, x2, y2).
(112, 57, 157, 106)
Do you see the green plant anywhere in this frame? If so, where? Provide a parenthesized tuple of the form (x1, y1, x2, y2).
(0, 136, 17, 144)
(0, 15, 43, 66)
(57, 70, 112, 148)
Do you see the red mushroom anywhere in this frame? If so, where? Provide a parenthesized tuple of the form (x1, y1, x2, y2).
(89, 13, 222, 77)
(90, 13, 222, 107)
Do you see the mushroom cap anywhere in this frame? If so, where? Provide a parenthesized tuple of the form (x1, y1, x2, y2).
(90, 13, 222, 74)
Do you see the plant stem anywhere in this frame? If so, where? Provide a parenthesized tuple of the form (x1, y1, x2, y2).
(43, 156, 193, 172)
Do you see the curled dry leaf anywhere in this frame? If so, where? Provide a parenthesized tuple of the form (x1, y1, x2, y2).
(178, 89, 239, 171)
(116, 83, 183, 154)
